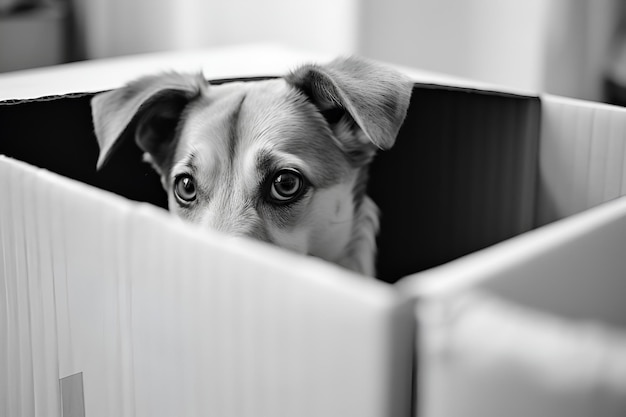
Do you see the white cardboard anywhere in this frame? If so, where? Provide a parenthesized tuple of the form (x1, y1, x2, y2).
(401, 196, 626, 417)
(537, 95, 626, 225)
(0, 156, 412, 417)
(416, 289, 626, 417)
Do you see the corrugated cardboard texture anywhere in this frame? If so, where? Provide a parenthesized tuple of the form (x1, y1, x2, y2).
(369, 85, 540, 281)
(537, 95, 626, 226)
(0, 156, 413, 417)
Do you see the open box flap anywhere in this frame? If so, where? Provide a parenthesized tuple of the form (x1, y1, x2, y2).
(537, 94, 626, 226)
(0, 156, 414, 417)
(398, 195, 626, 319)
(399, 195, 626, 417)
(415, 288, 626, 417)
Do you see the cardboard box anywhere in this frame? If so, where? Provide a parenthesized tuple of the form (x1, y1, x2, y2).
(1, 46, 625, 416)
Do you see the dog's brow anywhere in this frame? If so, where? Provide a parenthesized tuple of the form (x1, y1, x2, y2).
(254, 149, 310, 186)
(255, 150, 274, 175)
(179, 150, 198, 173)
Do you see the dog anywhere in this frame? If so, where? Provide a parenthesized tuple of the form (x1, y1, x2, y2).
(91, 57, 412, 276)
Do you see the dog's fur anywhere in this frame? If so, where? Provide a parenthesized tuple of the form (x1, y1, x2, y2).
(91, 57, 412, 276)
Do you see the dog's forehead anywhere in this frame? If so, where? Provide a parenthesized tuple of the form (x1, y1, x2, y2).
(177, 79, 348, 187)
(180, 79, 306, 149)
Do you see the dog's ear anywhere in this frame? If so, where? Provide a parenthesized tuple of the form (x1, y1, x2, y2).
(91, 72, 207, 172)
(286, 56, 413, 151)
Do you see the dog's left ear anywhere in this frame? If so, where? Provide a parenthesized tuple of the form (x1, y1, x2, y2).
(286, 56, 413, 151)
(91, 72, 207, 172)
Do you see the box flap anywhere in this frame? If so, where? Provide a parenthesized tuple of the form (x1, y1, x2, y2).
(400, 194, 626, 326)
(0, 156, 414, 417)
(400, 195, 626, 417)
(537, 95, 626, 226)
(415, 289, 626, 417)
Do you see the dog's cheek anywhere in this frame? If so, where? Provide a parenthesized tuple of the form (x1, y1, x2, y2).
(260, 202, 310, 253)
(266, 226, 310, 255)
(305, 184, 356, 262)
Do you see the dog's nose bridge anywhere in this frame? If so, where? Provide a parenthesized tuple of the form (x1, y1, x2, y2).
(203, 194, 269, 241)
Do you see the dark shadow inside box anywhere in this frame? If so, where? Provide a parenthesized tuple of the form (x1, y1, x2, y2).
(0, 93, 167, 208)
(368, 85, 541, 282)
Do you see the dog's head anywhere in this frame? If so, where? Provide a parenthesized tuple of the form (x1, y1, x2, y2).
(91, 57, 412, 274)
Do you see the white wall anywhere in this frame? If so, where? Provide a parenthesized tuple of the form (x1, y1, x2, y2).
(358, 0, 617, 100)
(73, 0, 618, 101)
(77, 0, 359, 59)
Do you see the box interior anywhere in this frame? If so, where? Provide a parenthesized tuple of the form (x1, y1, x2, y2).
(370, 85, 540, 281)
(0, 80, 542, 283)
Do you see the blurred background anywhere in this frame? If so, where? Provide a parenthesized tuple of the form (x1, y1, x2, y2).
(2, 0, 626, 103)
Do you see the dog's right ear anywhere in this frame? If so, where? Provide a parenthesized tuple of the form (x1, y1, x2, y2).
(91, 72, 207, 172)
(286, 57, 413, 152)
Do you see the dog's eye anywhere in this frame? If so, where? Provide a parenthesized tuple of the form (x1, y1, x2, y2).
(174, 174, 197, 203)
(269, 169, 305, 203)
